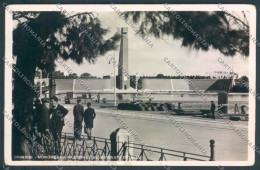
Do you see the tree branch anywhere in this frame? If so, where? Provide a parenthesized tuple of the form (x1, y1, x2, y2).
(66, 12, 96, 19)
(13, 12, 36, 21)
(242, 11, 249, 26)
(223, 11, 249, 29)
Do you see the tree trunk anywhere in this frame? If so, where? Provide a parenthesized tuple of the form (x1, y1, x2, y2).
(12, 53, 37, 158)
(49, 71, 56, 108)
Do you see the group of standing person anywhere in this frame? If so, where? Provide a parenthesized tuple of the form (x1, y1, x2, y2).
(34, 96, 68, 154)
(34, 96, 96, 154)
(35, 96, 69, 140)
(73, 99, 96, 140)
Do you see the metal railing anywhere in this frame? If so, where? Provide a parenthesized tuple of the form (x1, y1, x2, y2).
(31, 132, 215, 161)
(60, 133, 111, 161)
(117, 141, 212, 161)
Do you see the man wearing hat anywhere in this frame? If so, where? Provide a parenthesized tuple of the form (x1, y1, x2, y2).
(73, 99, 84, 140)
(36, 98, 56, 154)
(50, 96, 68, 144)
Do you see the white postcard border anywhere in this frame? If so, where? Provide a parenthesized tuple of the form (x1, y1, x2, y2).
(4, 4, 256, 166)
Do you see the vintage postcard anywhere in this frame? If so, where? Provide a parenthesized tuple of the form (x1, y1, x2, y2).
(3, 3, 256, 167)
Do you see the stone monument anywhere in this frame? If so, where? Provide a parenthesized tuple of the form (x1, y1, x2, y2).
(118, 27, 130, 90)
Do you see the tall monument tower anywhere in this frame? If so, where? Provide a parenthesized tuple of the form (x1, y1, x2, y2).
(118, 27, 130, 90)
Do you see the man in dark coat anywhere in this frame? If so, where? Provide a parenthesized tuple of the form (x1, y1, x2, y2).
(73, 99, 84, 140)
(50, 96, 68, 142)
(84, 102, 96, 140)
(97, 94, 100, 103)
(37, 98, 50, 134)
(35, 98, 56, 154)
(211, 101, 216, 119)
(33, 98, 42, 129)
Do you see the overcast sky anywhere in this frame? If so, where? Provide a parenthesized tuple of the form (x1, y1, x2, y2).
(55, 12, 249, 77)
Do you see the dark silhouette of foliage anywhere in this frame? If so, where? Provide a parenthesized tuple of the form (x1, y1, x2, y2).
(80, 72, 92, 78)
(231, 85, 249, 93)
(12, 11, 120, 157)
(124, 11, 249, 57)
(240, 76, 249, 82)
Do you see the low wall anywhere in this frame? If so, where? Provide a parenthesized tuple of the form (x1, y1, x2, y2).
(55, 79, 113, 93)
(140, 78, 232, 91)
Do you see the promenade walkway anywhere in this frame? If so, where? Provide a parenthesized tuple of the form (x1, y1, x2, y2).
(61, 104, 249, 161)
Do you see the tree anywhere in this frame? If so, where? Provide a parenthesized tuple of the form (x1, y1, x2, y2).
(156, 74, 164, 78)
(80, 72, 91, 78)
(12, 11, 120, 157)
(124, 11, 249, 57)
(231, 84, 249, 93)
(54, 70, 65, 79)
(67, 73, 78, 79)
(103, 75, 111, 79)
(240, 76, 249, 82)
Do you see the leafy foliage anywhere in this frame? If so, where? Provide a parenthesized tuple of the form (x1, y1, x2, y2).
(240, 76, 249, 82)
(13, 12, 121, 73)
(12, 11, 121, 108)
(124, 11, 249, 57)
(80, 72, 92, 78)
(12, 11, 121, 156)
(231, 85, 249, 92)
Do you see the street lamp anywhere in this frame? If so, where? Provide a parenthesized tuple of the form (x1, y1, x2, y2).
(109, 53, 117, 106)
(135, 73, 139, 91)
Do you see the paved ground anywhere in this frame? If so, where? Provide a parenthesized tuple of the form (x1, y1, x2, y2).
(61, 104, 248, 161)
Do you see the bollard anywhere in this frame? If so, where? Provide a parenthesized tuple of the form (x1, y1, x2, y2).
(183, 153, 187, 161)
(210, 140, 215, 161)
(110, 128, 133, 161)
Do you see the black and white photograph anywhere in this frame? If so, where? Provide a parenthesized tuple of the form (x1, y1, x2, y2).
(3, 4, 257, 166)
